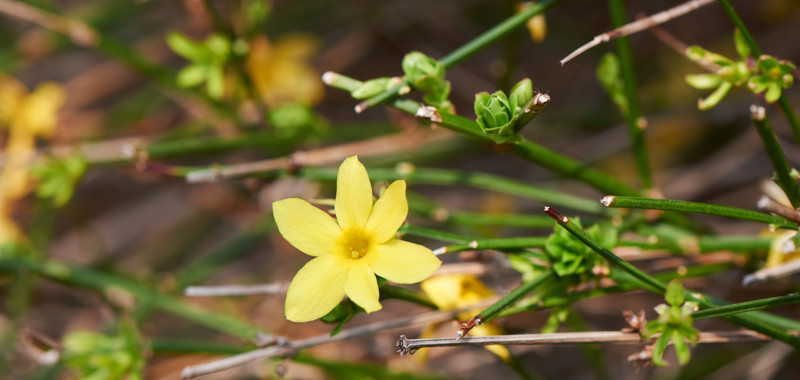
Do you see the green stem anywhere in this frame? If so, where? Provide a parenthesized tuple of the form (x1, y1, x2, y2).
(751, 106, 800, 208)
(608, 0, 651, 191)
(438, 237, 548, 256)
(300, 166, 606, 214)
(439, 0, 560, 69)
(0, 257, 263, 340)
(603, 196, 797, 229)
(380, 285, 438, 310)
(407, 191, 555, 228)
(693, 293, 800, 320)
(715, 0, 800, 147)
(398, 223, 477, 244)
(467, 271, 555, 331)
(544, 206, 800, 347)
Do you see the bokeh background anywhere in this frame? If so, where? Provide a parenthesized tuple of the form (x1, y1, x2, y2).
(2, 0, 800, 379)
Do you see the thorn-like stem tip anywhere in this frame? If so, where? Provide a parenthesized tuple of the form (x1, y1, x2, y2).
(321, 71, 336, 85)
(600, 195, 615, 207)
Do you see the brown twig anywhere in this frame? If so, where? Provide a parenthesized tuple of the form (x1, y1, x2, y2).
(560, 0, 715, 65)
(757, 196, 800, 224)
(179, 302, 493, 379)
(184, 282, 289, 297)
(0, 0, 97, 46)
(185, 130, 453, 183)
(397, 329, 765, 356)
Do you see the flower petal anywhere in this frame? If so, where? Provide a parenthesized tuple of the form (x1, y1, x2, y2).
(273, 198, 340, 257)
(366, 180, 407, 243)
(285, 255, 347, 322)
(343, 264, 381, 313)
(335, 156, 373, 229)
(371, 240, 441, 284)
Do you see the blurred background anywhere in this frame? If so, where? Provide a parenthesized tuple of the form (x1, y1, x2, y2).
(1, 0, 800, 378)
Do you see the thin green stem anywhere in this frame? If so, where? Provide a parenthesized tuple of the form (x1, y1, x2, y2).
(602, 196, 797, 229)
(608, 0, 651, 191)
(715, 0, 800, 147)
(437, 237, 548, 256)
(750, 105, 800, 208)
(544, 206, 800, 347)
(457, 271, 556, 338)
(439, 0, 560, 69)
(301, 166, 606, 214)
(398, 224, 476, 244)
(0, 257, 263, 340)
(693, 293, 800, 320)
(407, 191, 555, 228)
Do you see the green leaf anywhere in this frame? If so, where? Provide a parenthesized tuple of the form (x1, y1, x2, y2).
(697, 81, 732, 110)
(733, 29, 750, 59)
(509, 78, 533, 112)
(651, 330, 672, 367)
(351, 77, 393, 99)
(672, 330, 692, 365)
(596, 53, 628, 116)
(166, 32, 208, 62)
(205, 33, 232, 62)
(176, 64, 207, 88)
(665, 279, 685, 307)
(205, 65, 225, 99)
(765, 82, 782, 103)
(685, 74, 721, 90)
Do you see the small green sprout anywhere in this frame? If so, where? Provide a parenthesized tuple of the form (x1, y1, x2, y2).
(167, 32, 240, 99)
(474, 78, 548, 144)
(596, 52, 629, 116)
(61, 322, 145, 380)
(544, 217, 615, 278)
(748, 55, 795, 103)
(30, 153, 86, 207)
(350, 77, 401, 100)
(685, 29, 796, 109)
(401, 51, 452, 111)
(643, 279, 699, 366)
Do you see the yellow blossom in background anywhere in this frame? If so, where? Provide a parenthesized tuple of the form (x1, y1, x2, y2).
(517, 2, 547, 44)
(419, 274, 510, 361)
(273, 156, 441, 322)
(764, 230, 800, 268)
(0, 72, 65, 245)
(246, 34, 324, 107)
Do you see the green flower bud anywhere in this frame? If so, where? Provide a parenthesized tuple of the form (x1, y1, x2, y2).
(475, 91, 514, 137)
(402, 51, 445, 93)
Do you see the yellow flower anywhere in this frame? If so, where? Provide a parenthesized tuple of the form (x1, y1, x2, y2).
(0, 73, 65, 245)
(420, 274, 510, 361)
(246, 34, 323, 107)
(273, 156, 441, 322)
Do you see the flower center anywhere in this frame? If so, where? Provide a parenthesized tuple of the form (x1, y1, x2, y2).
(337, 228, 374, 260)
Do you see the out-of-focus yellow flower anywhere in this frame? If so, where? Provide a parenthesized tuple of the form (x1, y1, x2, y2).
(273, 156, 441, 322)
(419, 274, 510, 361)
(246, 34, 323, 107)
(764, 230, 800, 268)
(0, 72, 65, 245)
(517, 2, 547, 44)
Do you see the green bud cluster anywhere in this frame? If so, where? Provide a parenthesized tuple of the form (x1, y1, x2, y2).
(168, 32, 244, 99)
(402, 52, 453, 111)
(474, 78, 542, 144)
(643, 279, 699, 366)
(544, 217, 615, 278)
(685, 29, 796, 109)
